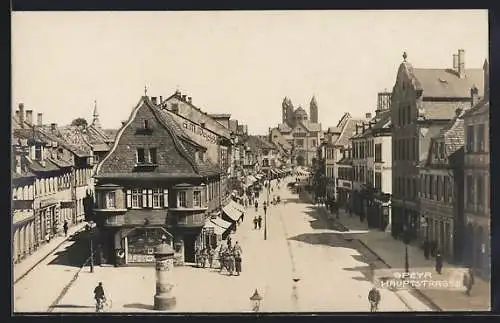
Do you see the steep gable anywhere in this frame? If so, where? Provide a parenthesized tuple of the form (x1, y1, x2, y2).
(96, 97, 200, 177)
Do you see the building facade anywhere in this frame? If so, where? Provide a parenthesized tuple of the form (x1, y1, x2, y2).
(419, 109, 466, 263)
(463, 91, 490, 279)
(391, 50, 485, 241)
(276, 96, 322, 167)
(94, 96, 236, 266)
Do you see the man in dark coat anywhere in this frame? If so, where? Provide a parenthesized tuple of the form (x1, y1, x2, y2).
(435, 250, 443, 274)
(257, 215, 263, 230)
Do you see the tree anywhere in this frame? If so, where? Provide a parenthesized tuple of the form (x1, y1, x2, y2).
(71, 117, 88, 127)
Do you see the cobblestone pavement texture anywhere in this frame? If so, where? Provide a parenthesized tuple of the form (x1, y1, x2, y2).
(51, 177, 431, 313)
(312, 199, 490, 311)
(13, 224, 91, 313)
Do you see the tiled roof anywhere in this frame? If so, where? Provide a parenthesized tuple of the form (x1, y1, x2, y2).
(433, 113, 465, 157)
(419, 100, 471, 121)
(28, 158, 61, 172)
(413, 68, 484, 99)
(327, 126, 341, 133)
(335, 118, 365, 147)
(419, 125, 444, 162)
(301, 120, 321, 132)
(49, 157, 73, 168)
(371, 110, 392, 132)
(463, 99, 489, 118)
(278, 123, 292, 132)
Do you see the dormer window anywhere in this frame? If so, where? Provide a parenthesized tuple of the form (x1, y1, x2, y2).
(136, 148, 158, 165)
(137, 148, 145, 163)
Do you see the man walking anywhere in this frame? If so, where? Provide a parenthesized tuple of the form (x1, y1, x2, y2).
(463, 267, 474, 296)
(257, 215, 263, 230)
(435, 250, 443, 274)
(63, 220, 69, 237)
(253, 216, 258, 230)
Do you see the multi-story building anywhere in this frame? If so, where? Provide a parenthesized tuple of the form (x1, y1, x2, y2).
(12, 104, 94, 264)
(391, 49, 485, 241)
(323, 126, 342, 200)
(94, 95, 235, 266)
(419, 107, 468, 264)
(336, 147, 353, 208)
(463, 66, 490, 278)
(276, 96, 322, 167)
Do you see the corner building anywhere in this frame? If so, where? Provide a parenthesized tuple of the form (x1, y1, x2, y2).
(94, 96, 223, 266)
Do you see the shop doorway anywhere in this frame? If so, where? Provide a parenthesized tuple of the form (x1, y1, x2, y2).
(184, 233, 197, 263)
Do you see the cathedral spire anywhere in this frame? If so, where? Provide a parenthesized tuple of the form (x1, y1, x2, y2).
(309, 95, 318, 123)
(92, 100, 101, 129)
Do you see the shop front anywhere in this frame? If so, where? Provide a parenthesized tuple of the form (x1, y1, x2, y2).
(36, 199, 60, 244)
(124, 227, 174, 264)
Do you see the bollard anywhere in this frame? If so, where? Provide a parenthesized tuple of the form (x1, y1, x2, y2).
(154, 243, 176, 310)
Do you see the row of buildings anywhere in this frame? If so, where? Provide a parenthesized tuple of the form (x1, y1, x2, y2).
(91, 90, 292, 265)
(315, 49, 490, 279)
(11, 102, 117, 264)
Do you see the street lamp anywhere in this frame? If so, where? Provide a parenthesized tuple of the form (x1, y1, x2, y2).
(249, 289, 263, 312)
(403, 226, 410, 273)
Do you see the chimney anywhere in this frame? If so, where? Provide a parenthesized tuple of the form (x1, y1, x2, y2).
(19, 103, 25, 128)
(483, 59, 489, 99)
(471, 86, 479, 107)
(15, 110, 20, 120)
(182, 95, 187, 101)
(188, 97, 192, 104)
(365, 112, 372, 119)
(453, 54, 459, 71)
(25, 110, 33, 125)
(50, 123, 57, 132)
(458, 49, 465, 78)
(151, 97, 157, 105)
(37, 113, 43, 126)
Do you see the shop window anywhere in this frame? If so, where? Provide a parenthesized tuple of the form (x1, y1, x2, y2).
(177, 191, 187, 208)
(193, 191, 201, 207)
(126, 228, 172, 263)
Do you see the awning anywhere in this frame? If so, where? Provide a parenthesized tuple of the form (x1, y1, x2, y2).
(204, 218, 231, 236)
(228, 200, 245, 213)
(222, 205, 243, 222)
(211, 217, 232, 229)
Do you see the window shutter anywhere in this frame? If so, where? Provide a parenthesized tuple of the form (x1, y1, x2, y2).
(142, 189, 148, 208)
(163, 189, 169, 208)
(126, 190, 132, 208)
(148, 189, 153, 208)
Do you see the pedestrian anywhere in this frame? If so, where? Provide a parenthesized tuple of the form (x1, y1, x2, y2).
(201, 248, 208, 268)
(423, 239, 430, 260)
(227, 235, 232, 249)
(463, 267, 474, 296)
(233, 241, 242, 255)
(234, 249, 242, 276)
(435, 250, 443, 274)
(195, 246, 202, 267)
(253, 216, 258, 229)
(63, 220, 69, 237)
(255, 200, 258, 212)
(208, 246, 215, 268)
(227, 252, 235, 276)
(258, 215, 263, 230)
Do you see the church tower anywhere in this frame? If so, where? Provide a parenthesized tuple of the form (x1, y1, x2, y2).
(286, 98, 295, 127)
(310, 96, 318, 123)
(92, 100, 101, 129)
(282, 97, 288, 123)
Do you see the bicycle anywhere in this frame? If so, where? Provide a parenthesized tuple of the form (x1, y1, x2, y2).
(95, 297, 112, 312)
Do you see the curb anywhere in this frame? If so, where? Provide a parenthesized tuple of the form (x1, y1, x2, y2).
(356, 239, 443, 312)
(14, 225, 86, 285)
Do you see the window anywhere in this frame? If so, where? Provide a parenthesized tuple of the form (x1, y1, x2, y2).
(375, 173, 382, 191)
(312, 139, 317, 147)
(443, 176, 448, 202)
(143, 120, 149, 129)
(177, 191, 187, 208)
(477, 175, 484, 208)
(375, 144, 382, 162)
(193, 191, 202, 207)
(439, 143, 445, 159)
(106, 191, 116, 209)
(429, 175, 434, 199)
(466, 175, 474, 208)
(132, 189, 142, 208)
(35, 145, 42, 160)
(137, 148, 145, 163)
(149, 148, 158, 164)
(436, 176, 442, 200)
(466, 126, 474, 152)
(152, 188, 164, 208)
(476, 124, 485, 152)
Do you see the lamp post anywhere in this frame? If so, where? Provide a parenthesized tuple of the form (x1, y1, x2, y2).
(403, 226, 410, 273)
(87, 221, 96, 273)
(250, 289, 263, 312)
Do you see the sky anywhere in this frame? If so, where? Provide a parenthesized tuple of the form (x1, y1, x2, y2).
(12, 10, 488, 135)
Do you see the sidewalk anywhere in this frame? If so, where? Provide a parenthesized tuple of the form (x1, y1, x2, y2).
(309, 200, 490, 311)
(13, 222, 86, 283)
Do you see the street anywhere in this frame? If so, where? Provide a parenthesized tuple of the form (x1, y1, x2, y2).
(44, 177, 431, 313)
(13, 230, 92, 312)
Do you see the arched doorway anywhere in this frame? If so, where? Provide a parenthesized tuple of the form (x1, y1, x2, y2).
(296, 155, 305, 167)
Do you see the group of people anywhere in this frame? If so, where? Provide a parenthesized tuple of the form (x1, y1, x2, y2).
(195, 236, 243, 276)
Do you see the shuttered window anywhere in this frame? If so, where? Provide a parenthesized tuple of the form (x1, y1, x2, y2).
(126, 190, 132, 208)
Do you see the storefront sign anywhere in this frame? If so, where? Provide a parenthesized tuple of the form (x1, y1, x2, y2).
(183, 121, 218, 144)
(40, 198, 57, 209)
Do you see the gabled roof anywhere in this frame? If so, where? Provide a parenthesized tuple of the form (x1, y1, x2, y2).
(96, 96, 220, 178)
(334, 117, 365, 147)
(413, 68, 484, 99)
